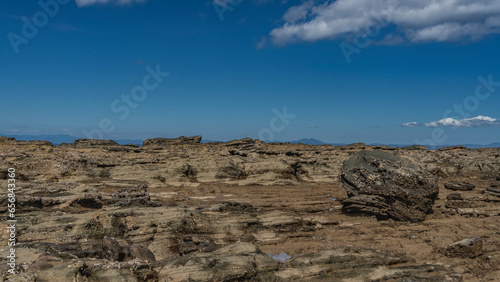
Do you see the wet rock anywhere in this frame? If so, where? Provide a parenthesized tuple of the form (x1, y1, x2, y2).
(446, 237, 483, 258)
(142, 136, 202, 147)
(340, 150, 438, 222)
(444, 181, 476, 191)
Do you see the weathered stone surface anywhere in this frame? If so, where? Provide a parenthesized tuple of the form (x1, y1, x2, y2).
(340, 150, 439, 222)
(446, 237, 483, 258)
(1, 138, 499, 281)
(444, 181, 476, 191)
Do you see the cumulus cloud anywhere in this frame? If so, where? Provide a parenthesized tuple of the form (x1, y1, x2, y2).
(75, 0, 146, 7)
(401, 122, 419, 127)
(270, 0, 500, 45)
(425, 116, 500, 128)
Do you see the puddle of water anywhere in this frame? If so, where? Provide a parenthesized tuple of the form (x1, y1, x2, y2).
(268, 252, 292, 262)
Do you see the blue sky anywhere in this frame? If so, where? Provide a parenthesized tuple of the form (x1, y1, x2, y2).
(1, 0, 500, 145)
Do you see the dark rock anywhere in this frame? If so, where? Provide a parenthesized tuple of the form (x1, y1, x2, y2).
(403, 145, 427, 150)
(70, 195, 103, 209)
(446, 237, 483, 258)
(340, 150, 438, 222)
(444, 181, 476, 191)
(446, 193, 462, 201)
(142, 136, 202, 147)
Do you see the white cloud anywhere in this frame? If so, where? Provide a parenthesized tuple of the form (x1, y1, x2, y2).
(270, 0, 500, 45)
(425, 115, 500, 128)
(256, 37, 267, 49)
(401, 122, 418, 127)
(75, 0, 145, 7)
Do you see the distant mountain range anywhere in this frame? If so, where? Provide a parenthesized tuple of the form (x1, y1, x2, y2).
(1, 134, 499, 149)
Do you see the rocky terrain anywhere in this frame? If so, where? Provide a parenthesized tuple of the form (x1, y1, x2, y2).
(0, 135, 499, 281)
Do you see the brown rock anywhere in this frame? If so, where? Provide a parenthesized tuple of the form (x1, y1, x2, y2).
(142, 135, 202, 147)
(340, 150, 438, 222)
(446, 237, 483, 258)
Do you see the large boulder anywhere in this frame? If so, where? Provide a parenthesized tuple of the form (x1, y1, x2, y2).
(340, 150, 439, 222)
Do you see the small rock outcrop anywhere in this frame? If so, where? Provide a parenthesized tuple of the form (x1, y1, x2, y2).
(403, 145, 428, 150)
(340, 150, 439, 222)
(142, 135, 202, 147)
(64, 139, 119, 148)
(446, 237, 483, 258)
(444, 181, 476, 191)
(485, 183, 500, 197)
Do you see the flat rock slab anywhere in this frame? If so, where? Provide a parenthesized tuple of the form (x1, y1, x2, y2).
(444, 181, 476, 191)
(340, 150, 438, 222)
